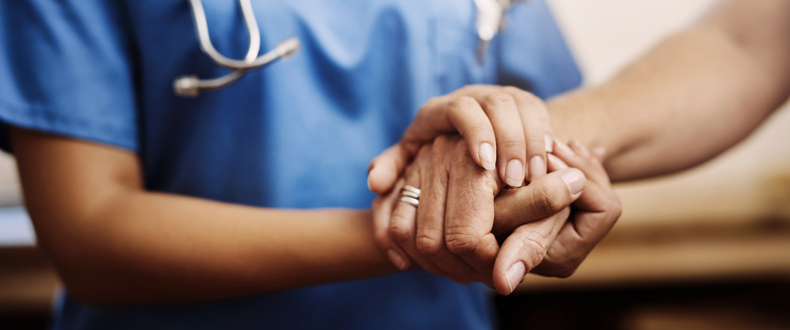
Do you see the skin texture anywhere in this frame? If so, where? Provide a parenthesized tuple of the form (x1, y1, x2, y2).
(550, 0, 790, 181)
(11, 128, 557, 305)
(368, 85, 553, 194)
(11, 0, 790, 308)
(370, 0, 790, 288)
(375, 136, 618, 295)
(11, 128, 401, 305)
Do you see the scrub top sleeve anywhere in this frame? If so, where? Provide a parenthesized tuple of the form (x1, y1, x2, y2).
(0, 1, 139, 152)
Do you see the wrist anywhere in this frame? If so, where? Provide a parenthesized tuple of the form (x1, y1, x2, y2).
(547, 89, 618, 162)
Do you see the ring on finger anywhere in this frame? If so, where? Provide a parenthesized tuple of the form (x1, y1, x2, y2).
(399, 185, 421, 207)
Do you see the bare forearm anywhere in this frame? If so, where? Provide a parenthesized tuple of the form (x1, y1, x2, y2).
(549, 0, 790, 181)
(38, 192, 394, 305)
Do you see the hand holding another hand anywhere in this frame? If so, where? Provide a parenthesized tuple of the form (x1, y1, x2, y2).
(369, 85, 621, 294)
(491, 139, 620, 294)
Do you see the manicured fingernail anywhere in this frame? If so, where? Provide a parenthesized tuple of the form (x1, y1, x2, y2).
(479, 143, 496, 171)
(592, 147, 606, 159)
(505, 159, 524, 187)
(529, 155, 545, 182)
(547, 154, 568, 170)
(506, 261, 526, 294)
(553, 138, 575, 157)
(545, 134, 553, 153)
(560, 168, 585, 199)
(571, 139, 590, 156)
(387, 249, 408, 270)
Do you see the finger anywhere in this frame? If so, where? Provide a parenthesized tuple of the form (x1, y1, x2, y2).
(372, 179, 411, 270)
(367, 95, 498, 194)
(388, 148, 466, 280)
(547, 154, 569, 171)
(532, 188, 620, 278)
(569, 182, 620, 240)
(492, 168, 585, 237)
(529, 221, 582, 278)
(411, 136, 490, 283)
(504, 87, 549, 183)
(368, 144, 410, 194)
(554, 139, 609, 186)
(476, 92, 527, 188)
(492, 208, 570, 295)
(572, 141, 610, 187)
(591, 147, 607, 162)
(414, 136, 452, 255)
(444, 141, 501, 275)
(405, 95, 498, 171)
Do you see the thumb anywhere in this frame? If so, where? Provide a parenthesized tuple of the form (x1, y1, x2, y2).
(492, 208, 570, 295)
(367, 144, 411, 194)
(493, 168, 585, 237)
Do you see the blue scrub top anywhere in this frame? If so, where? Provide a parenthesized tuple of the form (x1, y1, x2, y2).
(0, 1, 581, 329)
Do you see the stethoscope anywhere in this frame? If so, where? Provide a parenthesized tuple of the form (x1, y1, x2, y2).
(173, 0, 300, 97)
(174, 0, 523, 97)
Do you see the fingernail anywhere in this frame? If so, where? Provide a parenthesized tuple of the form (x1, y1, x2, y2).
(506, 261, 526, 294)
(505, 159, 524, 187)
(479, 143, 496, 171)
(592, 147, 606, 159)
(560, 168, 585, 199)
(544, 134, 553, 153)
(529, 155, 545, 182)
(571, 139, 590, 156)
(547, 154, 568, 170)
(553, 138, 575, 157)
(386, 249, 408, 270)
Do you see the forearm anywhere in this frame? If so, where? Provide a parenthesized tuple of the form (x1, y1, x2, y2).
(36, 191, 394, 305)
(549, 0, 790, 181)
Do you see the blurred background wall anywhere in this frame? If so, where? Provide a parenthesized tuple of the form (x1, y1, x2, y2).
(500, 1, 790, 329)
(1, 0, 789, 329)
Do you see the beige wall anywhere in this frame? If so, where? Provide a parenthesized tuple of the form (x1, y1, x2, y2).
(547, 0, 790, 225)
(1, 1, 788, 222)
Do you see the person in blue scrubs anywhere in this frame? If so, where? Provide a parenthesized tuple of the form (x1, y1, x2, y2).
(0, 0, 583, 329)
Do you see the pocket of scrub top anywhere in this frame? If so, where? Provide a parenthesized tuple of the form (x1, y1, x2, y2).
(432, 9, 498, 95)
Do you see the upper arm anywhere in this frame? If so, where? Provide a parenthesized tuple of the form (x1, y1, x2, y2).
(703, 0, 790, 92)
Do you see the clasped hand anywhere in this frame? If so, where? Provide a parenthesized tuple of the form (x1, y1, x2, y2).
(368, 85, 621, 295)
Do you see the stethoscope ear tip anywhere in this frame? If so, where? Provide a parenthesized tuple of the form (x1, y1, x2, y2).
(174, 75, 200, 97)
(276, 38, 301, 59)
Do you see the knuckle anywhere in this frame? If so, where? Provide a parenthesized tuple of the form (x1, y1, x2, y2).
(458, 85, 475, 93)
(416, 143, 432, 160)
(500, 136, 527, 151)
(482, 92, 515, 109)
(518, 234, 549, 269)
(415, 233, 443, 255)
(423, 96, 441, 108)
(432, 134, 450, 155)
(388, 213, 414, 243)
(533, 183, 568, 214)
(510, 89, 541, 105)
(449, 96, 478, 110)
(388, 224, 412, 243)
(445, 231, 480, 255)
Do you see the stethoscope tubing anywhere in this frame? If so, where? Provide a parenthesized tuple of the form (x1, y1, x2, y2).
(174, 0, 299, 96)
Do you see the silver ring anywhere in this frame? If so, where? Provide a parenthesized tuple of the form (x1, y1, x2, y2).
(399, 196, 419, 207)
(403, 185, 421, 196)
(400, 185, 421, 207)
